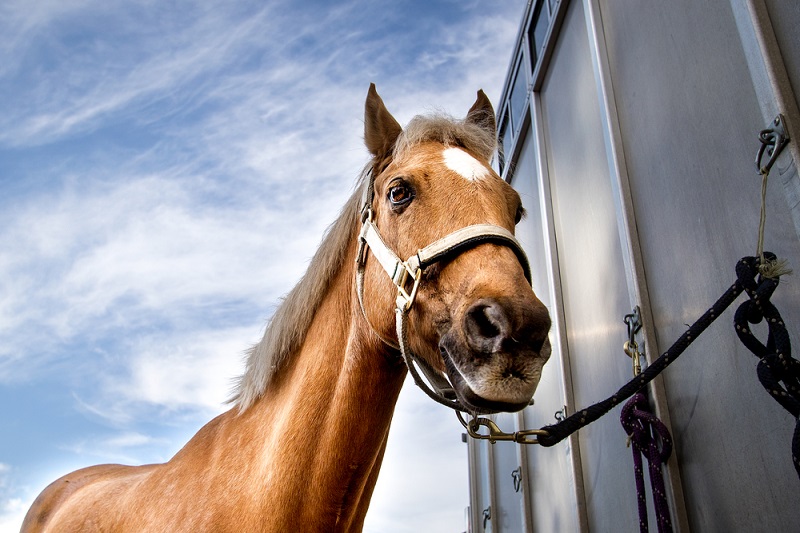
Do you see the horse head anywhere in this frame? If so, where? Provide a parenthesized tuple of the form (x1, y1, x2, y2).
(359, 85, 552, 414)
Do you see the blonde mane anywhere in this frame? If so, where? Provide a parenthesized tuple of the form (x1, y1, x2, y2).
(232, 112, 497, 410)
(395, 112, 496, 162)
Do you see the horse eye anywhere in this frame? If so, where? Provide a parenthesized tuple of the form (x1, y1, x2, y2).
(388, 182, 414, 207)
(515, 205, 526, 224)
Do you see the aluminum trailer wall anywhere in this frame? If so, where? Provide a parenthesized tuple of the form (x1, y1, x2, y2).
(466, 1, 800, 531)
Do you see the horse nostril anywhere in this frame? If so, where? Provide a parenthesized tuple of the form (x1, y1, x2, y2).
(464, 300, 509, 353)
(471, 306, 501, 338)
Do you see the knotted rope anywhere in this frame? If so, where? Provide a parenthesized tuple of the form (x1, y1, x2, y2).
(620, 392, 674, 533)
(734, 253, 800, 478)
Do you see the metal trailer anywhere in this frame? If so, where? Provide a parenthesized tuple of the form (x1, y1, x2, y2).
(465, 0, 800, 531)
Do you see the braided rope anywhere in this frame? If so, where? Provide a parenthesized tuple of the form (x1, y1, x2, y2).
(621, 392, 674, 533)
(733, 254, 800, 478)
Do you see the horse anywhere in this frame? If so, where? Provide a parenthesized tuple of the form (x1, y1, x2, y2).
(22, 84, 552, 532)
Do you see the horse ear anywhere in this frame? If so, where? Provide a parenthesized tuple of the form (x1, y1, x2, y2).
(364, 83, 402, 160)
(465, 89, 496, 138)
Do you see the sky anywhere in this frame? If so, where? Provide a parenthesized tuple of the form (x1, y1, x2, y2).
(0, 1, 526, 531)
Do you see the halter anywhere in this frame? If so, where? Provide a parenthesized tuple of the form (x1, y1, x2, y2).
(355, 175, 533, 412)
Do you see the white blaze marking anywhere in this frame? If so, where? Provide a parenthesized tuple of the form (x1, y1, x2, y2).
(443, 147, 490, 181)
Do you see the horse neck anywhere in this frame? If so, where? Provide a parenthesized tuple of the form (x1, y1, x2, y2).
(233, 239, 406, 529)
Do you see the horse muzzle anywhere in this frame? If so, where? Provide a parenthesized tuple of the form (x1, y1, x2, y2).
(438, 296, 552, 413)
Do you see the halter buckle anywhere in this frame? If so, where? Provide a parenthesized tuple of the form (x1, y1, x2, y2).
(361, 205, 374, 224)
(393, 262, 422, 312)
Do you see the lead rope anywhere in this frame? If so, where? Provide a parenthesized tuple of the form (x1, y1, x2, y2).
(620, 392, 673, 533)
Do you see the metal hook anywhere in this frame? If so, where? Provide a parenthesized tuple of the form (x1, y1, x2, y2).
(624, 306, 642, 345)
(482, 506, 492, 529)
(755, 114, 790, 174)
(511, 467, 523, 492)
(624, 306, 644, 377)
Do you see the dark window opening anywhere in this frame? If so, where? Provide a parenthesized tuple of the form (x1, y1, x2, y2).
(529, 1, 551, 72)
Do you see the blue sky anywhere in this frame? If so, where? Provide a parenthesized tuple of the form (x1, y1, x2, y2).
(0, 1, 524, 530)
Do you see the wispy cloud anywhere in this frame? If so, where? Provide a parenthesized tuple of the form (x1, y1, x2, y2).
(0, 2, 284, 146)
(0, 0, 97, 75)
(0, 0, 521, 150)
(77, 324, 262, 423)
(59, 430, 174, 465)
(0, 497, 27, 533)
(0, 464, 32, 533)
(0, 171, 331, 380)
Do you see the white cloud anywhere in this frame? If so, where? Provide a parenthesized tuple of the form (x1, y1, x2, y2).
(102, 432, 155, 448)
(0, 496, 28, 533)
(0, 464, 33, 533)
(108, 325, 256, 414)
(0, 0, 98, 74)
(0, 2, 284, 146)
(58, 429, 176, 466)
(0, 0, 523, 152)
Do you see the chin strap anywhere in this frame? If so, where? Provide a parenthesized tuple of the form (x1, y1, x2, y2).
(355, 182, 532, 413)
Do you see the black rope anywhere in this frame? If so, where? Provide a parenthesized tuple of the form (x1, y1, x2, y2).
(538, 253, 798, 482)
(733, 254, 800, 478)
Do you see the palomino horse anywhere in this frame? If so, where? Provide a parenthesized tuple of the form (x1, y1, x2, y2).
(22, 85, 552, 532)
